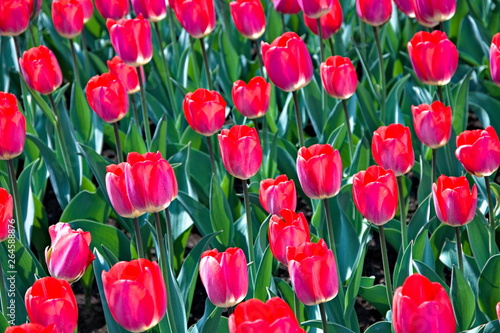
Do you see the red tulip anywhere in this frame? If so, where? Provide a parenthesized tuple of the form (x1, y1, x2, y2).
(0, 188, 13, 242)
(25, 277, 78, 333)
(352, 166, 398, 225)
(393, 273, 456, 333)
(320, 56, 357, 99)
(125, 151, 178, 213)
(259, 175, 297, 216)
(372, 124, 414, 176)
(183, 88, 227, 136)
(490, 33, 500, 87)
(132, 0, 167, 22)
(52, 0, 84, 39)
(411, 101, 452, 149)
(296, 144, 342, 199)
(356, 0, 392, 26)
(287, 239, 338, 305)
(45, 222, 95, 283)
(107, 15, 153, 67)
(432, 175, 477, 227)
(76, 0, 93, 23)
(172, 0, 216, 39)
(5, 324, 57, 333)
(455, 126, 500, 177)
(230, 0, 266, 40)
(0, 92, 26, 160)
(394, 0, 415, 18)
(19, 46, 63, 95)
(229, 297, 306, 333)
(261, 32, 313, 92)
(270, 0, 301, 14)
(86, 73, 129, 123)
(199, 247, 248, 307)
(303, 1, 343, 39)
(412, 0, 456, 24)
(106, 163, 145, 218)
(297, 0, 334, 19)
(102, 259, 167, 332)
(408, 31, 458, 86)
(268, 209, 310, 265)
(95, 0, 129, 19)
(0, 0, 31, 36)
(107, 56, 141, 94)
(232, 76, 270, 119)
(497, 302, 500, 324)
(218, 125, 263, 180)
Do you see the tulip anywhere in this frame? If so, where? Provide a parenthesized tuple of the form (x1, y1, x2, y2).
(412, 0, 456, 24)
(0, 188, 13, 242)
(303, 1, 343, 40)
(25, 277, 78, 333)
(218, 125, 263, 180)
(490, 33, 500, 87)
(106, 163, 145, 218)
(125, 151, 178, 213)
(95, 0, 129, 19)
(320, 56, 357, 100)
(102, 259, 167, 332)
(455, 126, 500, 177)
(107, 56, 141, 94)
(229, 0, 266, 40)
(356, 0, 392, 26)
(411, 101, 452, 149)
(259, 175, 297, 216)
(183, 88, 227, 136)
(0, 0, 31, 36)
(173, 0, 216, 39)
(393, 273, 456, 333)
(77, 0, 93, 23)
(261, 32, 313, 92)
(19, 46, 63, 95)
(287, 239, 338, 305)
(497, 302, 500, 324)
(268, 209, 310, 265)
(0, 92, 26, 160)
(86, 73, 129, 123)
(199, 247, 248, 307)
(297, 0, 333, 19)
(352, 166, 398, 225)
(5, 324, 57, 333)
(372, 124, 414, 176)
(407, 31, 458, 86)
(394, 0, 415, 18)
(107, 15, 153, 67)
(270, 0, 301, 14)
(132, 0, 167, 22)
(232, 76, 270, 119)
(45, 222, 95, 283)
(296, 144, 342, 199)
(52, 0, 84, 39)
(229, 297, 306, 333)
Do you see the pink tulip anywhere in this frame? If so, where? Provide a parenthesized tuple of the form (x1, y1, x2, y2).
(0, 188, 13, 242)
(455, 126, 500, 177)
(491, 33, 500, 87)
(106, 163, 145, 218)
(229, 0, 266, 40)
(95, 0, 129, 19)
(232, 77, 271, 119)
(0, 0, 30, 36)
(85, 73, 129, 123)
(394, 0, 415, 18)
(372, 124, 414, 176)
(259, 175, 297, 216)
(172, 0, 216, 39)
(183, 88, 227, 136)
(297, 0, 334, 19)
(19, 46, 63, 95)
(52, 0, 84, 39)
(412, 0, 456, 24)
(107, 56, 141, 94)
(411, 101, 452, 149)
(132, 0, 167, 22)
(356, 0, 392, 26)
(303, 1, 343, 40)
(0, 92, 26, 160)
(270, 0, 301, 14)
(320, 56, 357, 100)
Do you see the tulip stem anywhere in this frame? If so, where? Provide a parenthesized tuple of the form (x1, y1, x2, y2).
(206, 135, 218, 178)
(131, 93, 141, 131)
(252, 39, 265, 78)
(373, 26, 386, 123)
(242, 181, 257, 288)
(133, 217, 145, 258)
(378, 225, 394, 307)
(80, 32, 91, 79)
(189, 37, 201, 86)
(281, 14, 286, 33)
(7, 159, 26, 246)
(437, 85, 445, 104)
(328, 38, 335, 56)
(69, 39, 80, 86)
(439, 21, 445, 33)
(342, 99, 353, 162)
(167, 8, 180, 64)
(292, 91, 305, 147)
(113, 123, 123, 163)
(317, 19, 327, 115)
(398, 176, 408, 249)
(137, 66, 152, 149)
(200, 37, 214, 91)
(485, 177, 498, 255)
(319, 302, 329, 333)
(431, 148, 437, 182)
(13, 36, 22, 61)
(294, 292, 300, 324)
(455, 227, 464, 271)
(165, 208, 175, 269)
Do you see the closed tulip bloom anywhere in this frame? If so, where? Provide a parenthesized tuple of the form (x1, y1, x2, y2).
(102, 259, 167, 332)
(0, 92, 26, 160)
(412, 0, 456, 24)
(77, 0, 93, 23)
(411, 101, 452, 149)
(303, 1, 343, 40)
(173, 0, 216, 39)
(259, 175, 297, 216)
(25, 277, 78, 333)
(107, 15, 153, 67)
(432, 175, 477, 226)
(270, 0, 301, 14)
(52, 0, 84, 39)
(490, 33, 500, 86)
(455, 126, 500, 177)
(393, 273, 456, 333)
(296, 144, 342, 199)
(183, 88, 227, 136)
(372, 124, 414, 176)
(19, 46, 63, 95)
(0, 0, 31, 36)
(297, 0, 333, 19)
(106, 163, 145, 218)
(0, 188, 13, 242)
(287, 239, 338, 305)
(268, 209, 310, 265)
(261, 32, 313, 92)
(107, 56, 141, 94)
(132, 0, 167, 22)
(199, 247, 248, 307)
(394, 0, 415, 18)
(356, 0, 392, 26)
(86, 73, 129, 123)
(45, 222, 96, 283)
(218, 125, 263, 180)
(125, 151, 178, 213)
(408, 31, 458, 86)
(229, 297, 306, 333)
(320, 56, 357, 99)
(5, 323, 57, 333)
(232, 76, 270, 119)
(95, 0, 129, 19)
(230, 0, 266, 40)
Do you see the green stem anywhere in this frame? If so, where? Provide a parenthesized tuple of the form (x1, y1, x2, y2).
(444, 143, 454, 175)
(200, 37, 213, 90)
(358, 17, 367, 64)
(206, 135, 218, 177)
(378, 225, 394, 307)
(437, 85, 445, 104)
(138, 66, 152, 149)
(81, 32, 90, 80)
(294, 292, 301, 324)
(317, 18, 327, 117)
(7, 160, 25, 246)
(133, 217, 145, 258)
(485, 177, 497, 255)
(252, 39, 265, 78)
(281, 13, 286, 33)
(242, 181, 256, 288)
(373, 26, 386, 123)
(342, 99, 353, 162)
(455, 227, 463, 271)
(165, 208, 175, 269)
(13, 36, 22, 61)
(439, 21, 445, 32)
(131, 93, 141, 131)
(398, 176, 408, 249)
(167, 8, 180, 64)
(431, 149, 437, 182)
(69, 39, 80, 85)
(292, 91, 305, 147)
(319, 302, 329, 333)
(113, 122, 123, 163)
(189, 37, 201, 86)
(328, 37, 335, 55)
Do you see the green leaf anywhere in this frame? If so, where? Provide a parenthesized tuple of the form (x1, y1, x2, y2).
(412, 260, 450, 293)
(301, 77, 326, 142)
(254, 246, 274, 301)
(125, 120, 148, 154)
(478, 254, 500, 320)
(20, 80, 57, 126)
(70, 81, 93, 143)
(452, 70, 473, 135)
(60, 190, 111, 223)
(209, 175, 234, 247)
(393, 242, 413, 288)
(451, 266, 475, 330)
(358, 277, 390, 315)
(364, 321, 392, 333)
(302, 320, 355, 333)
(17, 160, 36, 245)
(466, 214, 490, 270)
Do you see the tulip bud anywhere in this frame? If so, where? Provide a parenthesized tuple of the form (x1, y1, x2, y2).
(303, 1, 343, 40)
(261, 32, 313, 92)
(86, 73, 129, 123)
(19, 46, 63, 95)
(0, 188, 13, 242)
(356, 0, 392, 26)
(106, 163, 145, 218)
(107, 56, 141, 94)
(232, 76, 270, 119)
(230, 0, 266, 40)
(77, 0, 94, 23)
(102, 259, 167, 332)
(173, 0, 216, 39)
(490, 33, 500, 87)
(95, 0, 129, 19)
(394, 0, 415, 18)
(412, 0, 456, 24)
(411, 101, 452, 149)
(372, 124, 414, 176)
(25, 277, 78, 333)
(5, 323, 57, 333)
(259, 175, 297, 216)
(132, 0, 167, 22)
(183, 88, 227, 136)
(0, 92, 26, 160)
(455, 126, 500, 177)
(393, 274, 456, 333)
(52, 0, 84, 39)
(320, 56, 357, 100)
(297, 0, 334, 19)
(0, 0, 31, 36)
(218, 125, 263, 180)
(270, 0, 301, 14)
